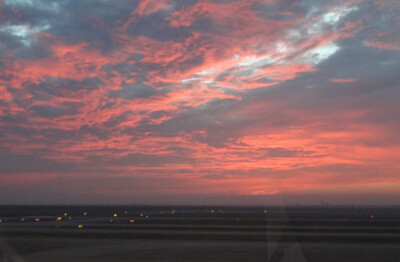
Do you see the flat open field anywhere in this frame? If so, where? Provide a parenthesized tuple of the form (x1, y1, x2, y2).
(1, 206, 399, 261)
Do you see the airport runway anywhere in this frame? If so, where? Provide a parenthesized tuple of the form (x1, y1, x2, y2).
(1, 206, 399, 261)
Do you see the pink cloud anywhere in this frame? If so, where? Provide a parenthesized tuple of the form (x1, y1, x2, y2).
(364, 41, 400, 51)
(0, 0, 399, 202)
(329, 78, 359, 83)
(136, 0, 172, 17)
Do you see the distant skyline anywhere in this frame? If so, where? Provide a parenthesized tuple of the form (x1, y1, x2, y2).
(0, 0, 399, 205)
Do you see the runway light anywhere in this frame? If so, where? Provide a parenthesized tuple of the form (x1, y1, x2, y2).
(78, 224, 83, 229)
(68, 216, 72, 220)
(129, 219, 135, 223)
(140, 213, 144, 217)
(83, 212, 87, 216)
(35, 218, 40, 222)
(0, 219, 2, 223)
(64, 213, 68, 216)
(109, 219, 113, 223)
(145, 215, 149, 219)
(113, 213, 118, 217)
(171, 210, 175, 215)
(21, 218, 25, 222)
(370, 214, 375, 219)
(56, 217, 62, 221)
(124, 211, 128, 215)
(264, 210, 268, 213)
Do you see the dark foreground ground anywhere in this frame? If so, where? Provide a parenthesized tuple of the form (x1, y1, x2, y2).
(0, 205, 399, 261)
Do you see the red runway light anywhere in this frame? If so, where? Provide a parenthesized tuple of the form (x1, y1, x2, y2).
(129, 219, 135, 223)
(35, 218, 40, 222)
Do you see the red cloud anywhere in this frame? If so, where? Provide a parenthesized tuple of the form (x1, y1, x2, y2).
(1, 0, 399, 202)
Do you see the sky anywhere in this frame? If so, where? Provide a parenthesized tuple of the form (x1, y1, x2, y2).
(0, 0, 399, 205)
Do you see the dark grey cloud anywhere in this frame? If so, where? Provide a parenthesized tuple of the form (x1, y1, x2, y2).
(0, 147, 75, 174)
(30, 105, 77, 118)
(29, 77, 102, 99)
(109, 83, 157, 100)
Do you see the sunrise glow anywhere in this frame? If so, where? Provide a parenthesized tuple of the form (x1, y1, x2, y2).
(0, 0, 399, 205)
